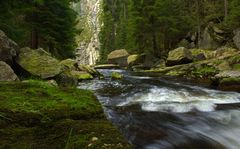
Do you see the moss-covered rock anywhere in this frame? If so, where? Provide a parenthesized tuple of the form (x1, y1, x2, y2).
(0, 30, 19, 65)
(0, 61, 19, 81)
(0, 81, 132, 149)
(111, 72, 123, 80)
(78, 65, 103, 78)
(66, 70, 93, 80)
(107, 49, 129, 67)
(219, 77, 240, 92)
(60, 59, 77, 70)
(17, 47, 63, 79)
(127, 54, 141, 66)
(166, 47, 193, 66)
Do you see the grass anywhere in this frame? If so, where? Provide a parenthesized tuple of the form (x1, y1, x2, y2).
(0, 80, 132, 149)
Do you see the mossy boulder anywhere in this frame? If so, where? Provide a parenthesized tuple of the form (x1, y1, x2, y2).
(0, 61, 19, 81)
(127, 54, 142, 66)
(166, 47, 193, 66)
(78, 65, 103, 78)
(219, 77, 240, 92)
(17, 47, 63, 79)
(60, 59, 77, 70)
(111, 72, 123, 80)
(0, 30, 19, 65)
(65, 70, 93, 81)
(107, 49, 129, 67)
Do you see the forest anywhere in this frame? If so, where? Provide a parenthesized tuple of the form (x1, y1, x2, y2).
(99, 0, 240, 62)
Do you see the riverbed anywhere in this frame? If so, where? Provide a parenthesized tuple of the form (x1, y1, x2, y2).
(78, 69, 240, 149)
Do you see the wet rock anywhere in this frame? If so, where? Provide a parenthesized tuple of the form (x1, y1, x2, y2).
(219, 77, 240, 92)
(0, 30, 19, 65)
(166, 47, 193, 66)
(0, 61, 19, 81)
(94, 64, 120, 69)
(17, 47, 63, 79)
(107, 49, 129, 67)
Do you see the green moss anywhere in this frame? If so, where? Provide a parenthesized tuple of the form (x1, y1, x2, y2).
(111, 72, 123, 80)
(0, 80, 132, 148)
(220, 77, 240, 84)
(228, 54, 240, 65)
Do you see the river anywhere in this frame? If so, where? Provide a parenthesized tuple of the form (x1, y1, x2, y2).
(78, 69, 240, 149)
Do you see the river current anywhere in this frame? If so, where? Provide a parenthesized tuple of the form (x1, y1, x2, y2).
(78, 69, 240, 149)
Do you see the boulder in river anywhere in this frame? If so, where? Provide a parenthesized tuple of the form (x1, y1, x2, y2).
(17, 47, 63, 79)
(0, 30, 19, 65)
(107, 49, 129, 67)
(166, 47, 193, 66)
(0, 61, 19, 81)
(111, 72, 123, 80)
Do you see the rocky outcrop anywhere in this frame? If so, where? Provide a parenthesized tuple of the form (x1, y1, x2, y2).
(107, 49, 129, 67)
(233, 29, 240, 49)
(73, 0, 101, 65)
(17, 47, 63, 79)
(0, 61, 19, 81)
(0, 30, 19, 65)
(166, 47, 193, 66)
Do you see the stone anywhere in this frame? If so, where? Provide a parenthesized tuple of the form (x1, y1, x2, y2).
(91, 137, 98, 142)
(17, 47, 63, 79)
(0, 30, 19, 65)
(94, 64, 120, 69)
(166, 47, 193, 66)
(78, 65, 102, 77)
(219, 77, 240, 92)
(46, 80, 58, 87)
(55, 73, 78, 87)
(60, 59, 77, 70)
(66, 70, 93, 80)
(107, 49, 129, 67)
(193, 53, 206, 61)
(0, 61, 19, 81)
(111, 72, 123, 80)
(233, 29, 240, 49)
(213, 47, 238, 58)
(215, 70, 240, 78)
(127, 54, 140, 66)
(190, 49, 213, 59)
(200, 23, 220, 50)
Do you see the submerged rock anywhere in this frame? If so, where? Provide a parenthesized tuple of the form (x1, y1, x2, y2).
(166, 47, 193, 66)
(17, 47, 63, 79)
(0, 30, 19, 65)
(107, 49, 129, 67)
(0, 61, 19, 81)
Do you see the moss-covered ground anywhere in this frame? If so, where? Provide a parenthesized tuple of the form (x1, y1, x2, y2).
(0, 80, 132, 149)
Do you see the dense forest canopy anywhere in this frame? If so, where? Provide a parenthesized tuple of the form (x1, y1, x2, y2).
(0, 0, 80, 59)
(99, 0, 240, 63)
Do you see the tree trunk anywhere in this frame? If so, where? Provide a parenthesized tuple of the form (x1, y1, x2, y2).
(196, 0, 201, 48)
(31, 28, 38, 49)
(224, 0, 228, 19)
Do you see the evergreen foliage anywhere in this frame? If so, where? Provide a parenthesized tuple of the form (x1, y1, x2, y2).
(0, 0, 79, 59)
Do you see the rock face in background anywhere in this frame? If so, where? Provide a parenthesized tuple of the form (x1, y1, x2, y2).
(72, 0, 101, 65)
(0, 30, 19, 65)
(0, 61, 19, 81)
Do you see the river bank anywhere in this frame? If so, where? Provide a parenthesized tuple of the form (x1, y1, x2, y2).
(0, 80, 132, 149)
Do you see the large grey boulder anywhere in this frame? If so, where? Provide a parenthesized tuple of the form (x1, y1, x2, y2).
(17, 47, 63, 79)
(107, 49, 129, 67)
(0, 61, 19, 81)
(233, 29, 240, 49)
(166, 47, 193, 66)
(0, 30, 19, 64)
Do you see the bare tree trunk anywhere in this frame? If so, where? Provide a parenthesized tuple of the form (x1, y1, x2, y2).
(224, 0, 228, 19)
(31, 28, 38, 49)
(196, 0, 201, 48)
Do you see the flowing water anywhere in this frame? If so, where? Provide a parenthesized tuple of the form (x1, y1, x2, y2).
(78, 69, 240, 149)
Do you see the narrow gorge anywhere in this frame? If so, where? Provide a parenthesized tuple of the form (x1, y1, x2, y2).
(72, 0, 102, 65)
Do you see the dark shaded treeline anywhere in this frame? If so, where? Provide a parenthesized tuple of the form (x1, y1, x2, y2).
(99, 0, 240, 63)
